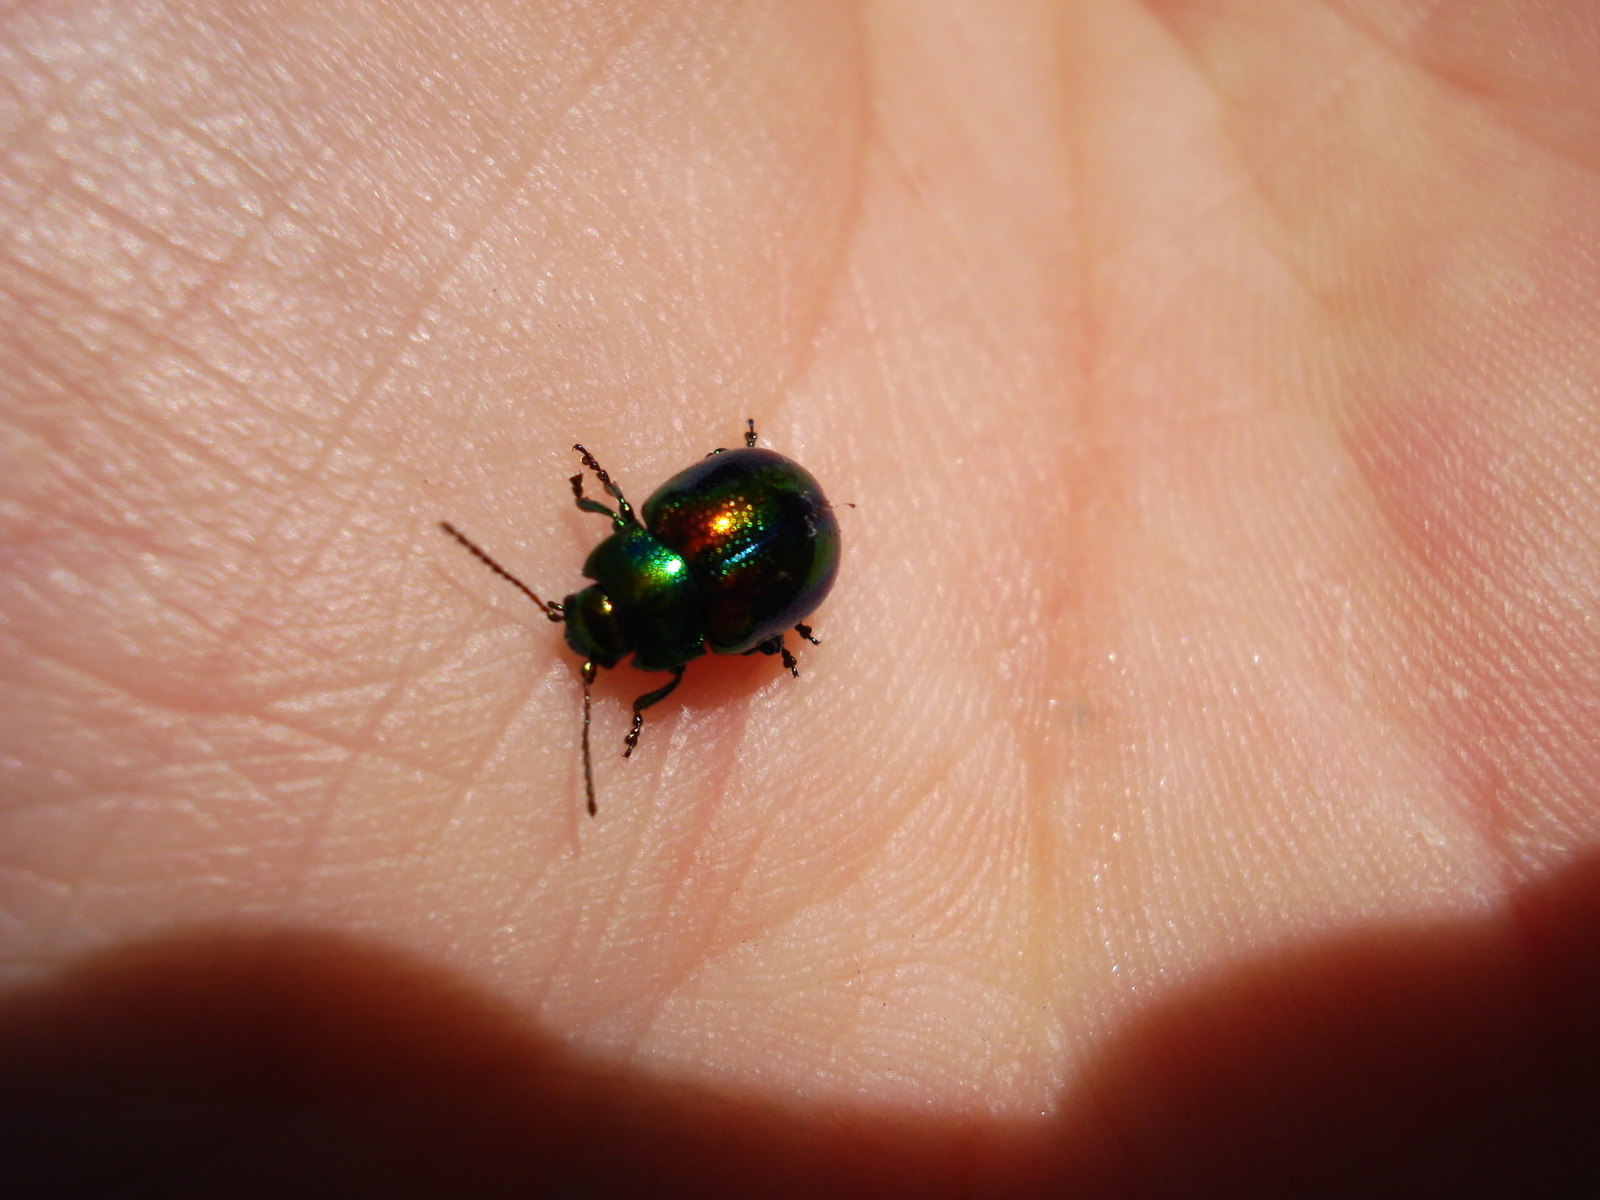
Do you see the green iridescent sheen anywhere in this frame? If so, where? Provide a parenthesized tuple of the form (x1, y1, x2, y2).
(568, 525, 705, 671)
(643, 448, 840, 654)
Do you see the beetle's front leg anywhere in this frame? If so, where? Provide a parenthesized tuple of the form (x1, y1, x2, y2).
(571, 444, 639, 529)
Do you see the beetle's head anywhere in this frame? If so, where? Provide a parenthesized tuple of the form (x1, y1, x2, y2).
(561, 585, 630, 669)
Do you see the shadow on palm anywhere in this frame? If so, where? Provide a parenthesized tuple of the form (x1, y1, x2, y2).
(6, 852, 1594, 1198)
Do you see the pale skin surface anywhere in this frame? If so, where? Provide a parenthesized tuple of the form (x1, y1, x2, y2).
(2, 0, 1599, 1193)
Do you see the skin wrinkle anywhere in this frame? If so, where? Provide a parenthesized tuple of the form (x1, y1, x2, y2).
(444, 605, 613, 845)
(279, 592, 465, 913)
(1139, 7, 1536, 902)
(165, 117, 281, 207)
(404, 608, 550, 764)
(637, 541, 966, 978)
(1134, 7, 1466, 381)
(409, 711, 530, 846)
(653, 816, 882, 1053)
(73, 390, 492, 908)
(0, 26, 121, 161)
(21, 162, 239, 307)
(605, 689, 781, 1012)
(1056, 11, 1330, 1024)
(603, 889, 706, 1048)
(189, 1, 667, 686)
(1045, 0, 1116, 1062)
(696, 826, 772, 981)
(1324, 0, 1600, 176)
(1160, 18, 1585, 392)
(844, 775, 1013, 976)
(0, 284, 336, 555)
(754, 53, 870, 460)
(24, 642, 480, 806)
(620, 742, 753, 1040)
(522, 838, 591, 1018)
(35, 173, 226, 285)
(867, 145, 1019, 392)
(1365, 417, 1584, 879)
(0, 813, 84, 941)
(528, 691, 671, 1019)
(1418, 66, 1600, 182)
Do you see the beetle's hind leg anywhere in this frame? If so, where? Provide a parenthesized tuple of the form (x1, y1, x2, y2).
(623, 666, 686, 758)
(745, 633, 799, 678)
(745, 620, 821, 678)
(706, 418, 760, 458)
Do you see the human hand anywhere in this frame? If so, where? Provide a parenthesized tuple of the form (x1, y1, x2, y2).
(3, 2, 1597, 1194)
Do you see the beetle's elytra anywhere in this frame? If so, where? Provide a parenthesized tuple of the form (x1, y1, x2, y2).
(443, 420, 840, 815)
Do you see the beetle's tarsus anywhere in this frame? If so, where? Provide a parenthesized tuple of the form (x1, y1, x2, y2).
(623, 666, 686, 759)
(573, 444, 638, 528)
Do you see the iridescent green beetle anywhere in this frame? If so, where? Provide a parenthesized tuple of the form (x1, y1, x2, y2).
(443, 420, 840, 815)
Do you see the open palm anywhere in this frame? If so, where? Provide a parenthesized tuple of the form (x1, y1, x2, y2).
(4, 1, 1597, 1194)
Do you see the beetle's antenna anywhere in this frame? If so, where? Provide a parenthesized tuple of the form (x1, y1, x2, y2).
(440, 522, 564, 622)
(581, 660, 598, 817)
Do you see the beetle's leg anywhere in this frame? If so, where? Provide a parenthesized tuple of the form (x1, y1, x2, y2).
(570, 471, 616, 520)
(572, 444, 639, 529)
(743, 633, 798, 678)
(707, 421, 759, 457)
(794, 622, 819, 645)
(623, 666, 686, 758)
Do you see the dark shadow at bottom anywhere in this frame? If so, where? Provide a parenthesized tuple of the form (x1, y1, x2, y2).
(4, 854, 1599, 1199)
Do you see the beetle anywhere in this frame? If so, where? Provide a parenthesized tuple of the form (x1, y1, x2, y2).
(442, 420, 840, 815)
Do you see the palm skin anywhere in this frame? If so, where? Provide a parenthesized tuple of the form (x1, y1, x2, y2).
(2, 1, 1598, 1195)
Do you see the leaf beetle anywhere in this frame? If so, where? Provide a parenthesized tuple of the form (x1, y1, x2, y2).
(443, 420, 840, 815)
